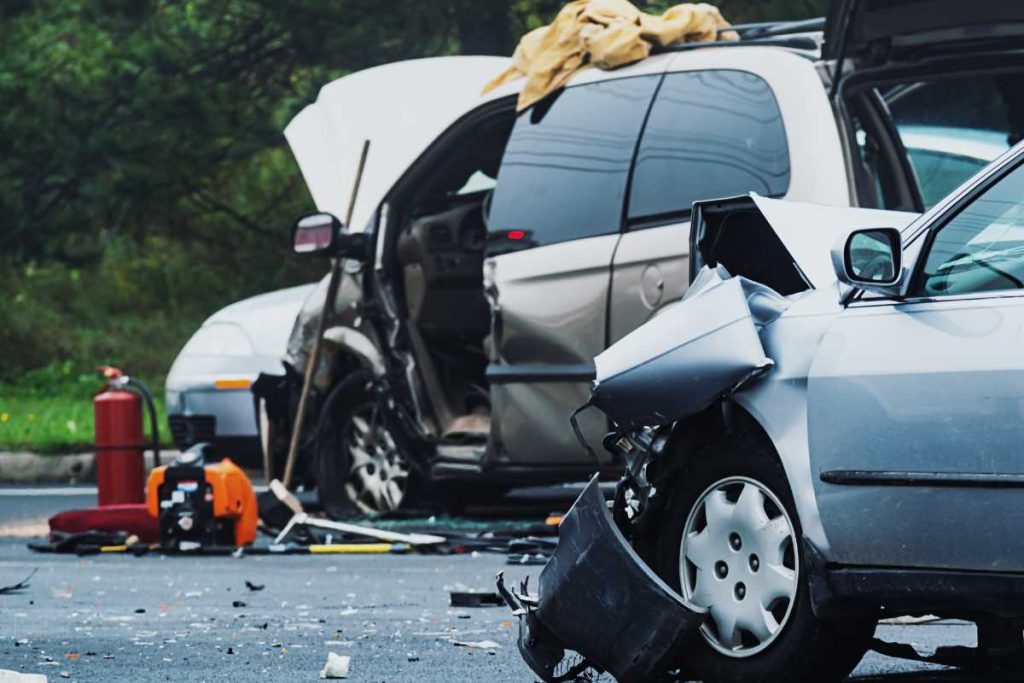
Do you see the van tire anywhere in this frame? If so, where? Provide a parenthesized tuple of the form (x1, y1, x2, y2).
(315, 371, 415, 519)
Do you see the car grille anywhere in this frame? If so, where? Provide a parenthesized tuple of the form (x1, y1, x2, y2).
(169, 414, 216, 450)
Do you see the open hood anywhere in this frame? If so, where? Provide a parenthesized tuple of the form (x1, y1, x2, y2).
(285, 56, 511, 232)
(690, 194, 917, 292)
(824, 0, 1024, 63)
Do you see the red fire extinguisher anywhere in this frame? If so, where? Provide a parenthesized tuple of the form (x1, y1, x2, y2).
(94, 367, 160, 506)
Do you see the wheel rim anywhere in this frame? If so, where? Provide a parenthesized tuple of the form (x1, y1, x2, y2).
(679, 476, 799, 658)
(341, 403, 409, 515)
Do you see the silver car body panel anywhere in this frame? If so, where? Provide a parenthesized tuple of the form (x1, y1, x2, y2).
(809, 294, 1024, 570)
(592, 269, 785, 429)
(592, 198, 918, 556)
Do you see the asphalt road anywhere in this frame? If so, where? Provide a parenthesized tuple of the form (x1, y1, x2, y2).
(0, 487, 992, 682)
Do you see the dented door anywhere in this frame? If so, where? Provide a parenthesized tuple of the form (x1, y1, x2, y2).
(484, 236, 620, 466)
(483, 75, 661, 467)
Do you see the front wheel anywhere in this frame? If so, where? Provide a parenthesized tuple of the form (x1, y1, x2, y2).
(655, 437, 874, 683)
(316, 371, 412, 518)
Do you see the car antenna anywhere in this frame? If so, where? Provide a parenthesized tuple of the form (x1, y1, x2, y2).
(280, 139, 371, 489)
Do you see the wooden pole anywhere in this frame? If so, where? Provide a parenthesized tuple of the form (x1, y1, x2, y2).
(281, 139, 371, 489)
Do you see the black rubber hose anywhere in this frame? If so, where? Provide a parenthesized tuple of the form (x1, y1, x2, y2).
(126, 377, 160, 468)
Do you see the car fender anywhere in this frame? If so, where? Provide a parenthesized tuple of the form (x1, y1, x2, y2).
(729, 291, 843, 557)
(322, 325, 385, 376)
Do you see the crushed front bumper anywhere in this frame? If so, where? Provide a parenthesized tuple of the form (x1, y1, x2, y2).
(498, 475, 706, 683)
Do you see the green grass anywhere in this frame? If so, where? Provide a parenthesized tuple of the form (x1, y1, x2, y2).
(0, 362, 171, 454)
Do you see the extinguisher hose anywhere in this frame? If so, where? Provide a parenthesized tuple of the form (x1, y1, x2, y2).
(126, 377, 161, 468)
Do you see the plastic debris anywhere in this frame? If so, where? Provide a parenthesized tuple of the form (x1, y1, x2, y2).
(319, 652, 351, 679)
(0, 671, 47, 682)
(450, 591, 503, 608)
(0, 568, 36, 595)
(244, 580, 265, 592)
(451, 639, 501, 650)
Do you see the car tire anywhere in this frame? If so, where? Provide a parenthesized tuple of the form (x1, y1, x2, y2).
(316, 370, 415, 519)
(654, 436, 875, 683)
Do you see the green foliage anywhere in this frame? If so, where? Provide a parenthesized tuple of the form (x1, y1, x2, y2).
(0, 361, 171, 453)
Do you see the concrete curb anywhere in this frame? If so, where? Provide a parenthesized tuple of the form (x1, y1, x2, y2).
(0, 450, 170, 484)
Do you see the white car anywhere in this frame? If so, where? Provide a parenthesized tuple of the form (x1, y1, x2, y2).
(166, 284, 315, 467)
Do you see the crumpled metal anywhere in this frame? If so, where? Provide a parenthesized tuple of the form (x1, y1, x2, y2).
(483, 1, 737, 111)
(591, 266, 789, 429)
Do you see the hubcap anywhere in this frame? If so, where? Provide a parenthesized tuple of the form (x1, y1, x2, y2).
(342, 404, 409, 515)
(679, 476, 799, 658)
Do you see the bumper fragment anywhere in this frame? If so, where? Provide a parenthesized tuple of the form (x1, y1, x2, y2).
(498, 475, 706, 683)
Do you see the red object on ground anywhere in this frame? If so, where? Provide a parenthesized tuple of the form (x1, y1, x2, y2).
(94, 388, 145, 505)
(48, 504, 159, 543)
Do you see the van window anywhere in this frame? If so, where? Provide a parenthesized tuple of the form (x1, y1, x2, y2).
(487, 76, 660, 250)
(627, 70, 790, 227)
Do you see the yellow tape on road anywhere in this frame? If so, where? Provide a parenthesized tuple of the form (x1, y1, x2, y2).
(308, 543, 409, 554)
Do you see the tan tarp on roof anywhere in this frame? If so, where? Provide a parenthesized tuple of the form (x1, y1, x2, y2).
(484, 1, 737, 111)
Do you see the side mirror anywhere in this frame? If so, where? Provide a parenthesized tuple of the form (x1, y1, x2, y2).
(831, 227, 903, 296)
(291, 212, 367, 261)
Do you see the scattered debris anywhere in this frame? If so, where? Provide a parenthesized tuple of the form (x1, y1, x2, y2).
(451, 639, 501, 650)
(319, 652, 351, 679)
(506, 553, 548, 566)
(51, 585, 74, 599)
(450, 591, 503, 608)
(244, 580, 265, 592)
(0, 568, 37, 595)
(232, 601, 247, 608)
(275, 512, 446, 547)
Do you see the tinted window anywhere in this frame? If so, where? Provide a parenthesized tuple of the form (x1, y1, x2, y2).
(488, 76, 660, 249)
(915, 162, 1024, 297)
(627, 70, 789, 224)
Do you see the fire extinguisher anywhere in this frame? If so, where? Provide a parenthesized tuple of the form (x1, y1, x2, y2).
(94, 367, 161, 506)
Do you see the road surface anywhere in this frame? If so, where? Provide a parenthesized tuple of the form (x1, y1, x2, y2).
(0, 486, 984, 682)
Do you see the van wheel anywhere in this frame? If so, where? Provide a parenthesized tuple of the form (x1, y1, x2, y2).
(316, 371, 412, 519)
(655, 437, 874, 683)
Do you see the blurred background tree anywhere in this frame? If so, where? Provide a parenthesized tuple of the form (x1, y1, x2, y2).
(0, 0, 827, 386)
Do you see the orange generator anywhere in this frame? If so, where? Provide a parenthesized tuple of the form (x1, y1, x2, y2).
(146, 446, 257, 549)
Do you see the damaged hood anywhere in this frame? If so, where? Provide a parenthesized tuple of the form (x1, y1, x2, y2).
(592, 270, 788, 428)
(690, 194, 917, 294)
(593, 197, 917, 428)
(750, 196, 917, 289)
(285, 56, 511, 231)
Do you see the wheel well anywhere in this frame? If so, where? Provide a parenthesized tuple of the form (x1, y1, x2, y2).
(661, 399, 781, 477)
(326, 349, 370, 388)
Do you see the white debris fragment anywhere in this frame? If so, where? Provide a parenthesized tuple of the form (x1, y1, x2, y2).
(319, 652, 350, 679)
(451, 639, 500, 650)
(0, 671, 48, 682)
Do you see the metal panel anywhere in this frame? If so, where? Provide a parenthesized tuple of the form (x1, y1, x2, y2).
(485, 234, 620, 466)
(809, 296, 1024, 570)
